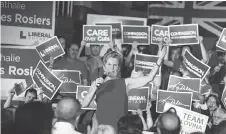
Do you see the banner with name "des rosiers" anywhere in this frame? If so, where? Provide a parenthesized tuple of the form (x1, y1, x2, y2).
(1, 1, 55, 45)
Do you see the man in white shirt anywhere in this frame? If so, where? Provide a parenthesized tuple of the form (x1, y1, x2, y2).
(52, 97, 82, 134)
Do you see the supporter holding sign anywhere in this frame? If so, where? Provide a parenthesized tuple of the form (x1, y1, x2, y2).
(32, 61, 62, 100)
(216, 28, 226, 51)
(167, 75, 201, 100)
(52, 70, 81, 93)
(36, 36, 65, 63)
(164, 103, 209, 134)
(128, 87, 149, 111)
(83, 25, 112, 44)
(169, 24, 199, 46)
(76, 86, 97, 110)
(151, 25, 169, 45)
(182, 49, 210, 80)
(156, 90, 192, 113)
(95, 22, 122, 39)
(135, 54, 161, 76)
(122, 25, 150, 44)
(51, 41, 89, 86)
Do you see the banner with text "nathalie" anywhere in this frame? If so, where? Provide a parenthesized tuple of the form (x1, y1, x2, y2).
(1, 46, 40, 87)
(167, 75, 201, 101)
(1, 1, 55, 45)
(182, 50, 210, 81)
(135, 54, 161, 76)
(32, 61, 62, 100)
(122, 26, 150, 45)
(83, 25, 112, 44)
(52, 70, 81, 93)
(164, 103, 209, 134)
(36, 36, 65, 63)
(156, 90, 192, 113)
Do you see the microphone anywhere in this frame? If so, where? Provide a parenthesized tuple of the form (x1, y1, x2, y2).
(96, 74, 107, 87)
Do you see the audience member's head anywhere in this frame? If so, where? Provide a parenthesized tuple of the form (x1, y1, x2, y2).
(217, 50, 226, 64)
(97, 125, 116, 134)
(118, 125, 142, 134)
(55, 97, 82, 126)
(90, 44, 102, 56)
(67, 43, 79, 59)
(212, 108, 226, 125)
(169, 46, 181, 61)
(117, 114, 143, 134)
(156, 108, 181, 134)
(24, 88, 37, 104)
(14, 101, 53, 134)
(103, 50, 122, 78)
(206, 94, 220, 111)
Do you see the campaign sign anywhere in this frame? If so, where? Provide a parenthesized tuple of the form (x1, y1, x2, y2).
(156, 90, 192, 113)
(216, 28, 226, 51)
(1, 1, 55, 45)
(122, 26, 150, 45)
(169, 24, 199, 46)
(1, 46, 40, 87)
(52, 70, 81, 93)
(32, 61, 62, 100)
(151, 25, 169, 44)
(14, 82, 27, 96)
(167, 75, 201, 100)
(183, 50, 210, 80)
(36, 36, 65, 63)
(83, 25, 112, 44)
(76, 86, 97, 110)
(164, 103, 209, 134)
(128, 87, 149, 111)
(134, 54, 161, 76)
(95, 22, 122, 39)
(221, 88, 226, 108)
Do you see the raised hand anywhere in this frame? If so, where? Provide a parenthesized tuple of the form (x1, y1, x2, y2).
(146, 100, 152, 110)
(164, 37, 172, 45)
(49, 56, 55, 67)
(158, 46, 167, 59)
(137, 109, 143, 117)
(131, 70, 144, 78)
(196, 36, 203, 42)
(8, 85, 16, 97)
(81, 40, 87, 48)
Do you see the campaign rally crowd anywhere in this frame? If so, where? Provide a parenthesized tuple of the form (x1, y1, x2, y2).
(2, 14, 226, 134)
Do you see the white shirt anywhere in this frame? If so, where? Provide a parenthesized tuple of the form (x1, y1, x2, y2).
(52, 122, 82, 134)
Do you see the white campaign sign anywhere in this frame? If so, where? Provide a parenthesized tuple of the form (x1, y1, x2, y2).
(164, 103, 209, 134)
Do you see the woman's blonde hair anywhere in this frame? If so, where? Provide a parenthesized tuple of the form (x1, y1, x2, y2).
(102, 50, 122, 67)
(97, 124, 116, 134)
